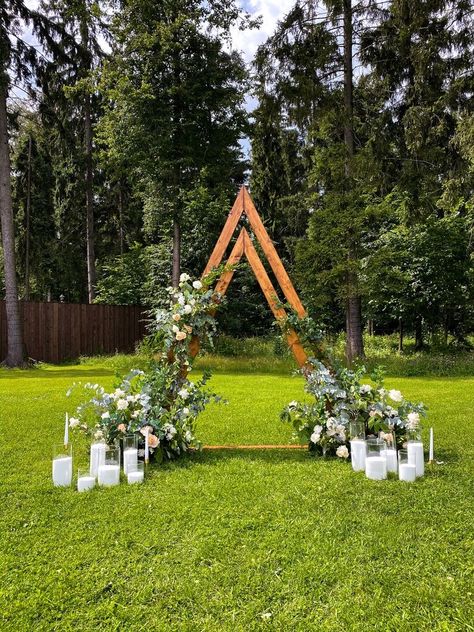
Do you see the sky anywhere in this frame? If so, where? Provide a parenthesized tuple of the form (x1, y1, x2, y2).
(231, 0, 295, 61)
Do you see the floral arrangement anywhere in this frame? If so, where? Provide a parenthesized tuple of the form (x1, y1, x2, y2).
(281, 360, 426, 458)
(68, 272, 224, 461)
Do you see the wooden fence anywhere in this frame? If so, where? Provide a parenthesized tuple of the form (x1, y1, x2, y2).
(0, 301, 148, 364)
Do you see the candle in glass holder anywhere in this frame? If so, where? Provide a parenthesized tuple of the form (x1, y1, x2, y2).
(90, 442, 106, 477)
(98, 464, 120, 486)
(398, 449, 416, 482)
(365, 438, 387, 480)
(127, 462, 144, 484)
(123, 435, 138, 474)
(98, 447, 120, 487)
(77, 468, 95, 492)
(350, 439, 367, 472)
(52, 444, 72, 487)
(381, 449, 398, 473)
(407, 441, 424, 477)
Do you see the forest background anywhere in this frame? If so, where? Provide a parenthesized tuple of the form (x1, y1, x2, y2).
(2, 0, 473, 364)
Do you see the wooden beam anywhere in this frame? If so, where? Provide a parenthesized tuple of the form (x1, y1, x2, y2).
(242, 230, 308, 368)
(202, 187, 245, 277)
(214, 229, 245, 297)
(242, 187, 306, 317)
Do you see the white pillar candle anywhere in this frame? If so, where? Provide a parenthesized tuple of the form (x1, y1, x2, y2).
(407, 441, 424, 477)
(381, 448, 398, 473)
(365, 456, 387, 480)
(64, 412, 69, 447)
(90, 443, 106, 477)
(123, 448, 138, 474)
(399, 463, 416, 482)
(145, 430, 149, 464)
(350, 439, 367, 472)
(77, 475, 95, 492)
(97, 464, 120, 487)
(127, 470, 144, 484)
(52, 456, 72, 487)
(429, 428, 434, 462)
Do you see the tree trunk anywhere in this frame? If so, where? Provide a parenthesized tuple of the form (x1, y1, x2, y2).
(398, 317, 404, 353)
(346, 294, 364, 363)
(343, 0, 364, 362)
(118, 185, 124, 256)
(81, 17, 96, 304)
(0, 82, 26, 366)
(25, 135, 32, 301)
(84, 93, 96, 303)
(414, 316, 423, 351)
(172, 219, 181, 288)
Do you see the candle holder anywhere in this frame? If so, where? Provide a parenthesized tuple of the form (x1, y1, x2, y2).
(349, 421, 367, 472)
(90, 441, 107, 477)
(97, 446, 121, 487)
(380, 431, 397, 474)
(398, 449, 416, 482)
(77, 467, 95, 492)
(127, 461, 144, 484)
(349, 421, 365, 440)
(365, 438, 387, 480)
(123, 435, 138, 474)
(407, 439, 424, 478)
(52, 444, 73, 487)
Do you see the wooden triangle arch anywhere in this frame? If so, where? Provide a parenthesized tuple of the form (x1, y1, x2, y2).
(191, 186, 308, 368)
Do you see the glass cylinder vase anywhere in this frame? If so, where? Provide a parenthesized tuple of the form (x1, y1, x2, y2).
(380, 431, 397, 474)
(52, 444, 73, 487)
(127, 461, 144, 484)
(97, 446, 121, 487)
(398, 449, 416, 482)
(123, 435, 138, 474)
(365, 438, 387, 480)
(77, 467, 95, 492)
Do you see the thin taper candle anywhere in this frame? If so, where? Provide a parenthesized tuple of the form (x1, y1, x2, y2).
(64, 412, 69, 448)
(145, 429, 149, 464)
(429, 427, 434, 462)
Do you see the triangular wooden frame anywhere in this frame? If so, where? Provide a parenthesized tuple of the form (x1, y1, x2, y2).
(194, 186, 308, 368)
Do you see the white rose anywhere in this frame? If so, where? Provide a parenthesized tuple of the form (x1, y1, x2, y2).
(360, 384, 372, 394)
(94, 430, 104, 440)
(406, 412, 420, 429)
(101, 412, 110, 419)
(172, 324, 179, 333)
(313, 424, 323, 434)
(310, 432, 321, 444)
(189, 298, 196, 306)
(116, 398, 128, 410)
(179, 273, 190, 283)
(182, 407, 190, 416)
(69, 417, 80, 428)
(178, 389, 189, 399)
(336, 445, 349, 459)
(177, 294, 185, 306)
(192, 280, 202, 290)
(114, 388, 125, 398)
(131, 410, 140, 419)
(389, 389, 403, 402)
(183, 304, 192, 314)
(185, 430, 193, 442)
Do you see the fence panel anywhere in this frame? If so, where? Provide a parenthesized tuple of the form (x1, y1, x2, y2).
(0, 301, 148, 364)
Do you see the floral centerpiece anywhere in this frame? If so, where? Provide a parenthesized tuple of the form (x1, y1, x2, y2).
(68, 272, 224, 461)
(281, 360, 426, 458)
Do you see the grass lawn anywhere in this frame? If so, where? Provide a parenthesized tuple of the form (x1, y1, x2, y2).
(0, 361, 473, 631)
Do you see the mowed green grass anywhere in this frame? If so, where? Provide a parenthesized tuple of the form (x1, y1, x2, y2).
(0, 363, 473, 631)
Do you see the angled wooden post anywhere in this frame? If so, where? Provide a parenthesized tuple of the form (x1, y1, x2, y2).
(196, 186, 309, 368)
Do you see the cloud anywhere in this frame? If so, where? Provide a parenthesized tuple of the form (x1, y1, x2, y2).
(230, 0, 295, 62)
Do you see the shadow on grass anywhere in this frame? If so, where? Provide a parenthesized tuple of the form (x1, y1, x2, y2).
(0, 367, 115, 380)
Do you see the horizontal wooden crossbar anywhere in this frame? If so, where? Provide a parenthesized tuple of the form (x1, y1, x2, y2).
(203, 444, 306, 450)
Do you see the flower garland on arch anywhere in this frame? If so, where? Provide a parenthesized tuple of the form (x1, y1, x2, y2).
(68, 272, 225, 461)
(279, 313, 427, 458)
